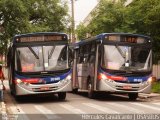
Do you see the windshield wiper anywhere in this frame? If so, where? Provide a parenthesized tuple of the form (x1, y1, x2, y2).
(28, 47, 39, 59)
(115, 45, 125, 59)
(48, 46, 55, 59)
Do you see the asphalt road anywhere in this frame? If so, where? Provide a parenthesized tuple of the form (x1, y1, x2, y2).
(2, 80, 160, 120)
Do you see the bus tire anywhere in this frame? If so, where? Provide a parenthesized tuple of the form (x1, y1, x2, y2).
(88, 84, 95, 99)
(72, 88, 78, 94)
(128, 93, 138, 100)
(58, 92, 66, 100)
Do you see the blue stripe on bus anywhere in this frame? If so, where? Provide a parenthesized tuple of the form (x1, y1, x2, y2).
(15, 70, 72, 83)
(98, 68, 150, 82)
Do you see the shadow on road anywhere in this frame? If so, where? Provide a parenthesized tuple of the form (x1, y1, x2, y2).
(4, 88, 147, 104)
(5, 89, 69, 104)
(72, 91, 146, 102)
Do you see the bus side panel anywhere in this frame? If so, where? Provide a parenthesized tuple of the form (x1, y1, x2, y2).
(72, 50, 78, 89)
(77, 63, 95, 90)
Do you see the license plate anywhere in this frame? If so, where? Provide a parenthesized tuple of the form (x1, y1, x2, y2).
(123, 85, 132, 89)
(40, 87, 49, 91)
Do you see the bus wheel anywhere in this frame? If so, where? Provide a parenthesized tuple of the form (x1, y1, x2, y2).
(88, 84, 95, 99)
(58, 92, 66, 100)
(128, 93, 138, 100)
(72, 88, 78, 94)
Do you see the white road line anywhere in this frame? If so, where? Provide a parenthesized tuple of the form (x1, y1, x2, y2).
(130, 103, 160, 111)
(59, 104, 86, 114)
(34, 105, 61, 120)
(9, 106, 30, 120)
(83, 103, 119, 114)
(152, 102, 160, 106)
(106, 103, 145, 114)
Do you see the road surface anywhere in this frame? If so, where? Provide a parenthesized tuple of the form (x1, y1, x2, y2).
(2, 80, 160, 120)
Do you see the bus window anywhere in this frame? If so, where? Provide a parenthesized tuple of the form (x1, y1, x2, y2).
(131, 47, 151, 70)
(138, 50, 149, 63)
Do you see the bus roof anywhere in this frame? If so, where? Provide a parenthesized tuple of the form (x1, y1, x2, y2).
(76, 33, 151, 46)
(95, 33, 151, 39)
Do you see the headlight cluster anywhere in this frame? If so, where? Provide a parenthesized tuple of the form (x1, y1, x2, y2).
(59, 75, 71, 86)
(16, 79, 22, 84)
(141, 77, 153, 86)
(15, 79, 29, 85)
(98, 73, 114, 83)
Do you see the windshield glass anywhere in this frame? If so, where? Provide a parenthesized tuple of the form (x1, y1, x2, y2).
(15, 45, 70, 72)
(102, 45, 152, 72)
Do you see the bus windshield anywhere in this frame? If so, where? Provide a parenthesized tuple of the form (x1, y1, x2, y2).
(15, 45, 69, 72)
(102, 45, 152, 72)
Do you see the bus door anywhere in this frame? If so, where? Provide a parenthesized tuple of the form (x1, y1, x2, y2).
(77, 43, 96, 90)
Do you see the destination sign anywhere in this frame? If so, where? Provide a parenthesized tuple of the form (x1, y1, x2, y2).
(105, 35, 149, 44)
(16, 35, 66, 43)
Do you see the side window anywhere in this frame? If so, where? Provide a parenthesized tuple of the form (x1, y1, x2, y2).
(58, 46, 67, 61)
(78, 46, 84, 64)
(77, 43, 96, 64)
(68, 47, 73, 67)
(83, 44, 90, 63)
(88, 43, 96, 63)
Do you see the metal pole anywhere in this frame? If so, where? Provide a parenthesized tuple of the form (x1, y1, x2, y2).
(71, 0, 75, 43)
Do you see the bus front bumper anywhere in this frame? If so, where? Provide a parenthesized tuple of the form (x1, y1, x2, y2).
(98, 79, 151, 94)
(15, 79, 72, 95)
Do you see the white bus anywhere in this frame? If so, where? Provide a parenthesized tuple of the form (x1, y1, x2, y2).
(72, 33, 153, 100)
(7, 32, 72, 100)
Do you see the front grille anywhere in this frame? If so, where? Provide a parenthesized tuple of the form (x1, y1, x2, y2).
(32, 86, 59, 92)
(116, 89, 138, 91)
(115, 81, 141, 84)
(30, 81, 59, 85)
(116, 86, 139, 91)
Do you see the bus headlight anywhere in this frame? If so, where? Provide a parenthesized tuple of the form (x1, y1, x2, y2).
(98, 73, 107, 80)
(148, 77, 153, 83)
(98, 73, 113, 83)
(143, 77, 153, 85)
(66, 75, 71, 80)
(16, 79, 23, 84)
(59, 75, 71, 86)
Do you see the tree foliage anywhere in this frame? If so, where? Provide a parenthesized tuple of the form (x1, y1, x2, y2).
(76, 23, 88, 40)
(0, 0, 69, 55)
(76, 0, 160, 63)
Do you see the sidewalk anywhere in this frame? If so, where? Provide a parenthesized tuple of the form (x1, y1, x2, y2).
(139, 93, 160, 99)
(1, 101, 7, 114)
(0, 79, 8, 119)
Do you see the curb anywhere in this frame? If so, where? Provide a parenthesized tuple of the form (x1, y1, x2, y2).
(1, 102, 7, 120)
(139, 93, 160, 99)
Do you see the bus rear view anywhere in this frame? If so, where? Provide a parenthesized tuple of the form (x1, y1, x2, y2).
(72, 33, 153, 100)
(7, 32, 72, 100)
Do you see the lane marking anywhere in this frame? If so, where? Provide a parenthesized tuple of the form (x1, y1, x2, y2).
(34, 105, 61, 120)
(83, 103, 119, 114)
(130, 103, 160, 112)
(152, 102, 160, 106)
(106, 102, 145, 114)
(59, 104, 86, 114)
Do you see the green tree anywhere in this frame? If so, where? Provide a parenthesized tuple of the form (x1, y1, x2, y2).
(76, 0, 127, 39)
(76, 0, 160, 63)
(76, 23, 88, 40)
(0, 0, 69, 58)
(126, 0, 160, 63)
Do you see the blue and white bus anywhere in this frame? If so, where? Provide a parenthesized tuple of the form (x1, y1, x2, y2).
(7, 32, 72, 100)
(72, 33, 153, 100)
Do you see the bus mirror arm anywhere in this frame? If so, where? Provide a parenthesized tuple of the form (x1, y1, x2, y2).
(96, 40, 102, 44)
